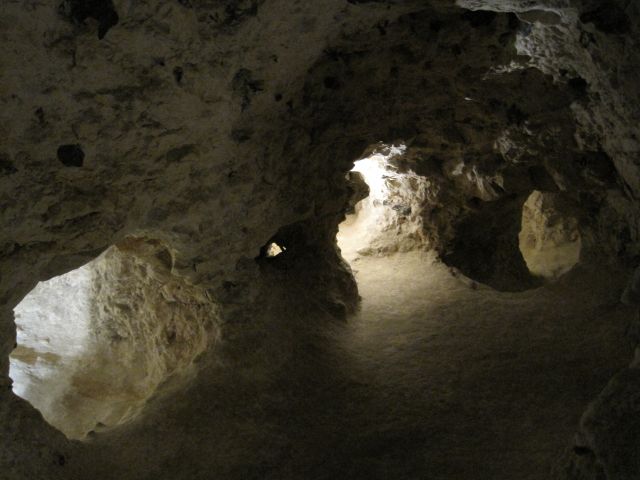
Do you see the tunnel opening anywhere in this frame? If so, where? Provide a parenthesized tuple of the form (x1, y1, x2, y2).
(265, 242, 285, 257)
(337, 144, 429, 262)
(9, 238, 218, 440)
(329, 140, 631, 480)
(518, 190, 581, 280)
(258, 240, 288, 261)
(336, 144, 548, 292)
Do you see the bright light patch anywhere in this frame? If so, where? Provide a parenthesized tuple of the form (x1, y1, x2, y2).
(337, 144, 429, 260)
(9, 245, 215, 440)
(10, 264, 94, 436)
(266, 242, 285, 257)
(519, 191, 581, 279)
(350, 147, 404, 202)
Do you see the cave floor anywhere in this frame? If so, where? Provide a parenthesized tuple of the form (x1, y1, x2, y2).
(327, 251, 632, 480)
(72, 251, 634, 480)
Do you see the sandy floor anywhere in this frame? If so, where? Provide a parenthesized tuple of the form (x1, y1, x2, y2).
(70, 251, 634, 480)
(323, 251, 633, 480)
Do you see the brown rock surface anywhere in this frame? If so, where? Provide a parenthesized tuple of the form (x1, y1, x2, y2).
(1, 1, 639, 478)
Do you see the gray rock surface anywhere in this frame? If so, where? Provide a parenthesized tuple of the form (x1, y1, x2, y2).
(1, 0, 639, 478)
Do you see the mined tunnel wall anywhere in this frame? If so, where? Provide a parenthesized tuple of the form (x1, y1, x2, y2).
(0, 1, 639, 479)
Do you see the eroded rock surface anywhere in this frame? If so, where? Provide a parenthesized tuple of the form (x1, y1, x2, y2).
(1, 0, 639, 478)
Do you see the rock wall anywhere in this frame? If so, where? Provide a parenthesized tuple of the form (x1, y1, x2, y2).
(1, 0, 639, 478)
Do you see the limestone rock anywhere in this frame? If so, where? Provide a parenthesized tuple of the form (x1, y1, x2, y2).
(1, 0, 639, 478)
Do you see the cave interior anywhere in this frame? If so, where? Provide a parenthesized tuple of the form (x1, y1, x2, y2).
(2, 0, 640, 479)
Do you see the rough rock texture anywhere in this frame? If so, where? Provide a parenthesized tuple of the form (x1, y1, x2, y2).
(1, 0, 639, 478)
(519, 190, 581, 279)
(337, 145, 430, 259)
(10, 239, 218, 440)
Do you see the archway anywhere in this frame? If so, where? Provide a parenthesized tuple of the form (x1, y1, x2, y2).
(10, 239, 218, 439)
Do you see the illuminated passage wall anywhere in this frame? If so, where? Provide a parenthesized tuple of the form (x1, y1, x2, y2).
(10, 243, 219, 439)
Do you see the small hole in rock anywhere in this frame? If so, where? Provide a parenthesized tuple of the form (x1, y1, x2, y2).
(266, 242, 286, 257)
(57, 144, 84, 167)
(173, 66, 184, 84)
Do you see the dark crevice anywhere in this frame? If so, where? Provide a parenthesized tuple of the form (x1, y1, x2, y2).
(59, 0, 119, 39)
(57, 144, 85, 167)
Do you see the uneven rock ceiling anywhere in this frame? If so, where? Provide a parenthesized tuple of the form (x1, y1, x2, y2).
(1, 0, 640, 479)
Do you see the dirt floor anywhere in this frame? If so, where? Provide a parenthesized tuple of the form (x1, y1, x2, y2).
(321, 251, 634, 480)
(67, 250, 634, 480)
